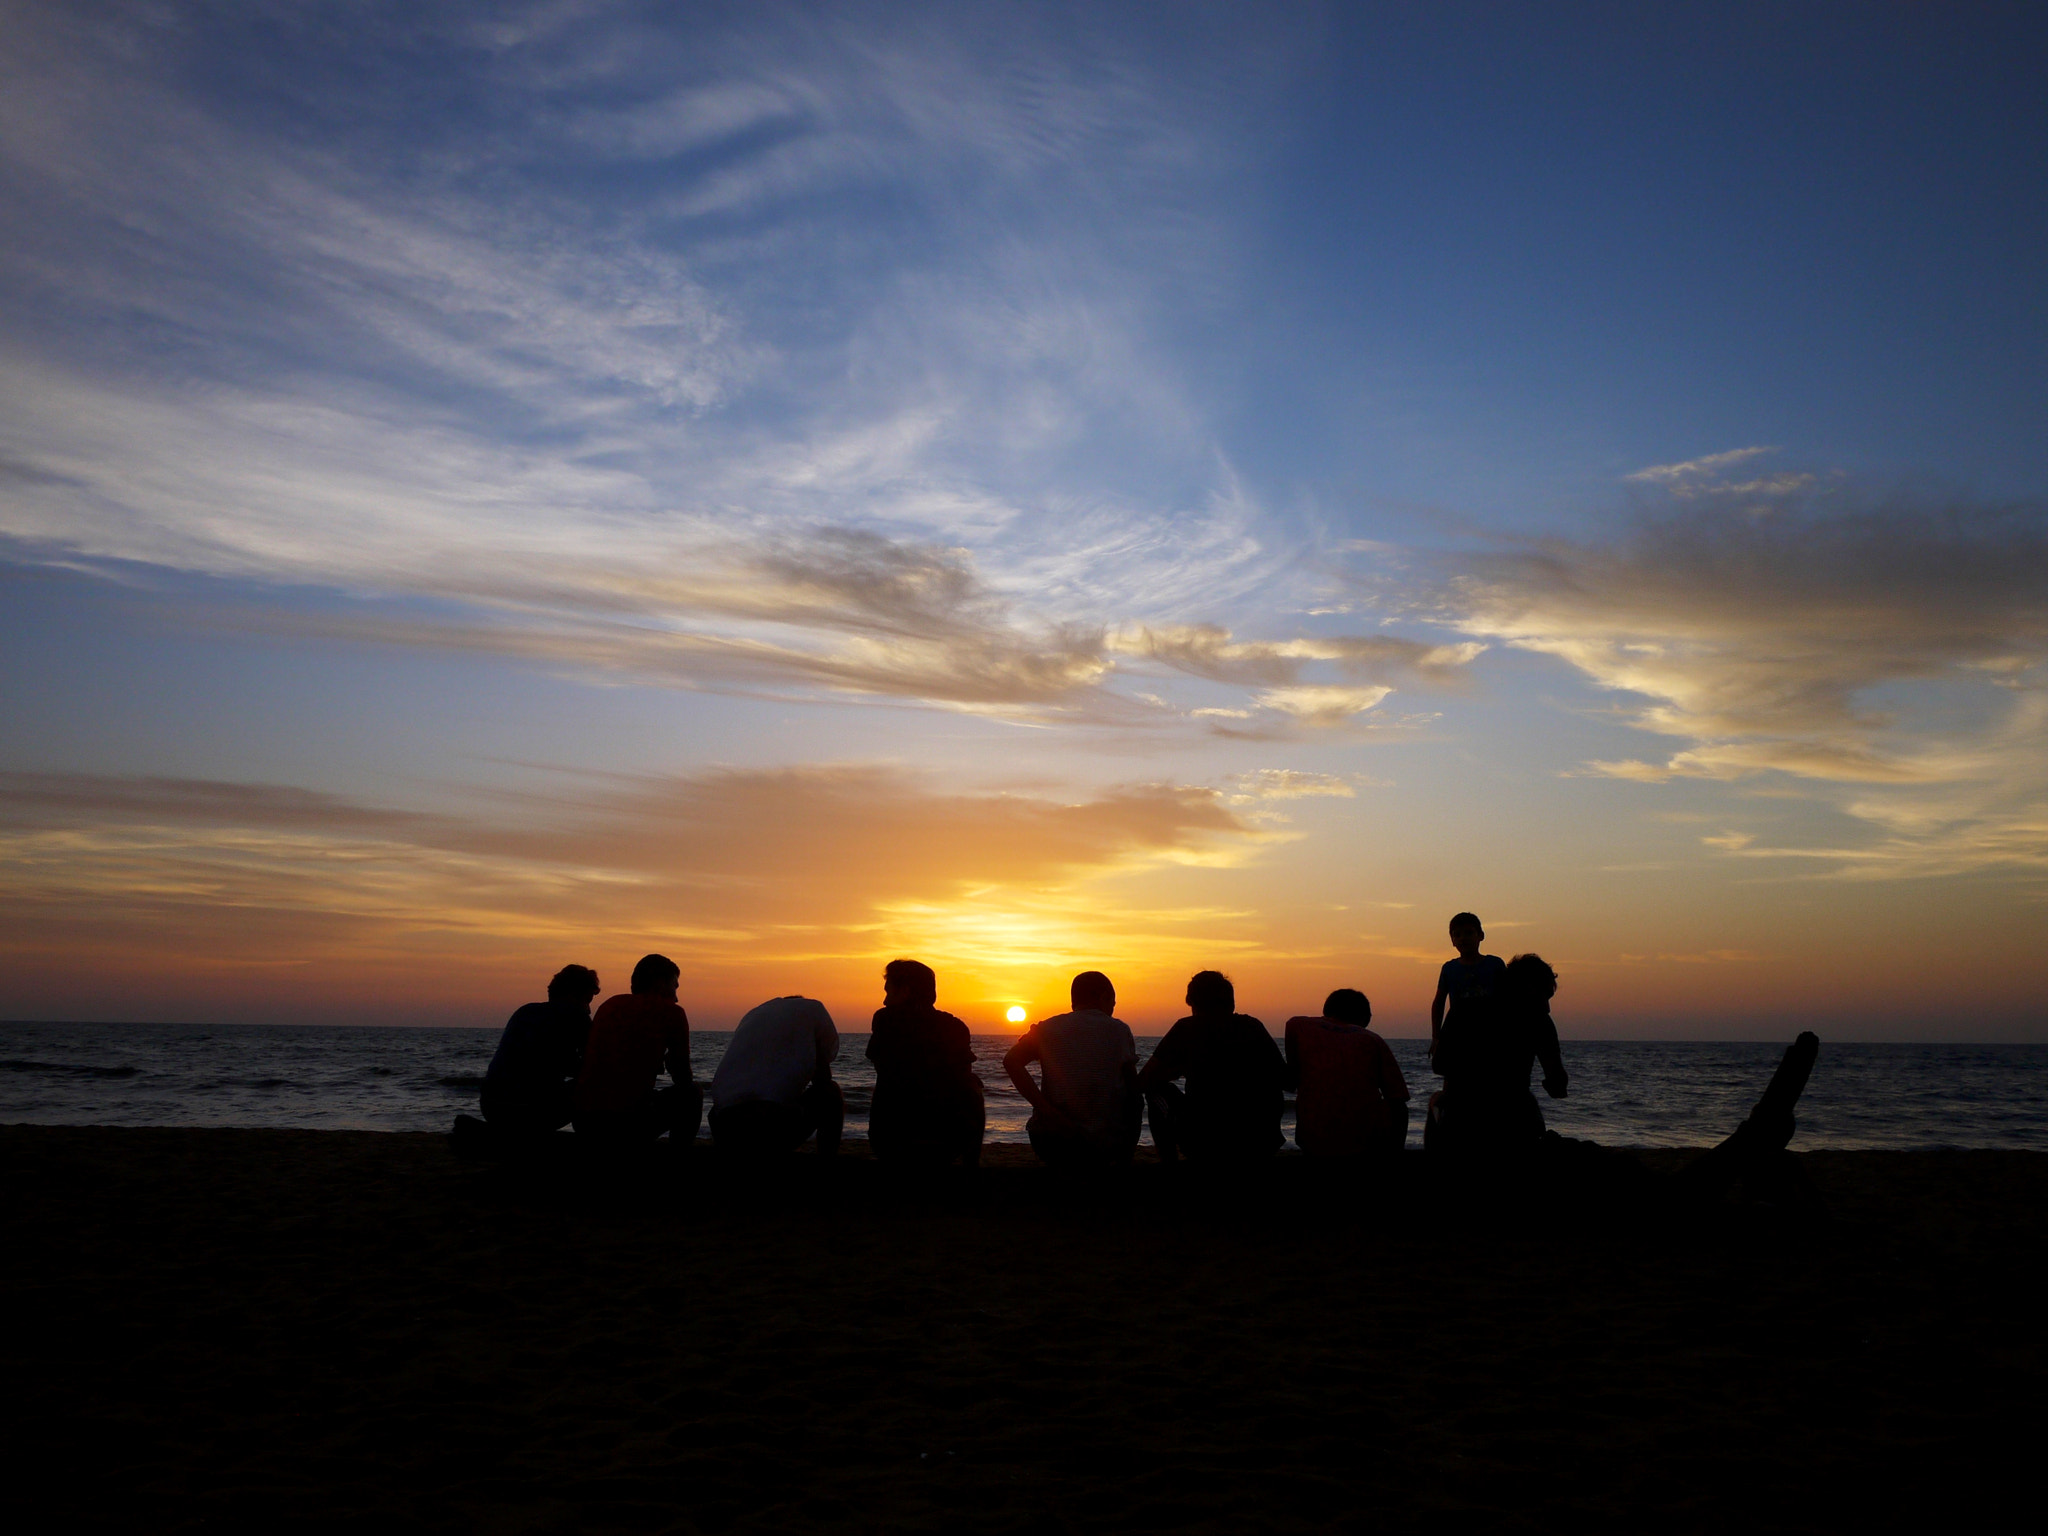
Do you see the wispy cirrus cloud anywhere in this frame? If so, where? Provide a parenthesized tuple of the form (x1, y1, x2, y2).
(1223, 769, 1361, 803)
(1624, 448, 1814, 501)
(1115, 623, 1483, 688)
(0, 3, 1448, 730)
(1103, 621, 1481, 728)
(1624, 447, 1777, 483)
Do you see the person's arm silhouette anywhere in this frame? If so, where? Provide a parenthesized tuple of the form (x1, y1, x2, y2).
(1002, 1030, 1044, 1111)
(1429, 975, 1451, 1065)
(1533, 991, 1566, 1098)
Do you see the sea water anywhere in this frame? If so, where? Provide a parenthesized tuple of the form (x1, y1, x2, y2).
(4, 1021, 2046, 1149)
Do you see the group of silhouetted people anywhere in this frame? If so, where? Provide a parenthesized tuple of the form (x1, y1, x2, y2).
(468, 910, 1585, 1171)
(477, 953, 847, 1160)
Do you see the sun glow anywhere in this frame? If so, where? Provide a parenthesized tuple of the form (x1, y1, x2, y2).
(1005, 1004, 1027, 1024)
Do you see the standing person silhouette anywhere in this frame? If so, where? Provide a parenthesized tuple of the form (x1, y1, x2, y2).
(1430, 954, 1568, 1159)
(1429, 912, 1507, 1070)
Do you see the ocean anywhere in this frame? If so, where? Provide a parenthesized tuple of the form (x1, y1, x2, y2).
(5, 1020, 2045, 1149)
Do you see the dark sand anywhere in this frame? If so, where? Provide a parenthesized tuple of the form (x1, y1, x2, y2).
(4, 1128, 2043, 1533)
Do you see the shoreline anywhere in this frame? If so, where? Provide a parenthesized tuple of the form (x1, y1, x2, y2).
(12, 1026, 2047, 1153)
(7, 1126, 2044, 1531)
(13, 1018, 2048, 1043)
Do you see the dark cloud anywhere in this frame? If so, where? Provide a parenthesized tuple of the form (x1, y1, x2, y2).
(1437, 496, 2048, 752)
(1418, 489, 2048, 875)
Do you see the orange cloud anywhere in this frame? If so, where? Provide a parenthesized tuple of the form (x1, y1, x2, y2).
(0, 767, 1262, 1027)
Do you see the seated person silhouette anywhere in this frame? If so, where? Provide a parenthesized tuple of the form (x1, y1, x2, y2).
(1283, 987, 1411, 1159)
(1426, 952, 1568, 1159)
(1430, 910, 1507, 1070)
(571, 954, 702, 1148)
(1003, 971, 1140, 1169)
(1140, 970, 1285, 1164)
(866, 959, 985, 1166)
(709, 996, 844, 1160)
(479, 963, 600, 1137)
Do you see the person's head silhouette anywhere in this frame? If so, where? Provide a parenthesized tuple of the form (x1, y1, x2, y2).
(1070, 970, 1115, 1014)
(1506, 953, 1558, 1001)
(1448, 911, 1484, 957)
(1186, 970, 1235, 1018)
(548, 964, 601, 1011)
(630, 953, 680, 1001)
(883, 958, 938, 1009)
(1323, 987, 1371, 1024)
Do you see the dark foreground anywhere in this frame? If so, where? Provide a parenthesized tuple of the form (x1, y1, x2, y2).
(4, 1128, 2043, 1534)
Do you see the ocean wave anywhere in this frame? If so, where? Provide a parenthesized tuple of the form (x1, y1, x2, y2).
(2, 1059, 139, 1078)
(438, 1074, 489, 1090)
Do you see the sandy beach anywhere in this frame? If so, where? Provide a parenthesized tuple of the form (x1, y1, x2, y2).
(5, 1126, 2043, 1533)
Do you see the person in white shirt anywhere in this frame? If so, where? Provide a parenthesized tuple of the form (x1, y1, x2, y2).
(709, 995, 843, 1158)
(1003, 971, 1141, 1168)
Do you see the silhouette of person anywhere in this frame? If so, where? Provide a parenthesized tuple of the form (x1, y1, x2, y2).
(1140, 971, 1285, 1164)
(571, 954, 702, 1148)
(1282, 987, 1410, 1159)
(709, 996, 844, 1159)
(480, 964, 600, 1137)
(866, 959, 985, 1166)
(1429, 911, 1507, 1070)
(1003, 971, 1141, 1169)
(1427, 952, 1568, 1159)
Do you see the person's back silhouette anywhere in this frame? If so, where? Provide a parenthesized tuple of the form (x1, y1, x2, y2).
(1140, 970, 1284, 1164)
(866, 959, 984, 1167)
(709, 996, 843, 1160)
(1003, 972, 1141, 1169)
(1283, 987, 1410, 1159)
(478, 963, 600, 1138)
(572, 954, 701, 1149)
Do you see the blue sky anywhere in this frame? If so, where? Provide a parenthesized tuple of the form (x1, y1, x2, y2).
(2, 2, 2044, 1033)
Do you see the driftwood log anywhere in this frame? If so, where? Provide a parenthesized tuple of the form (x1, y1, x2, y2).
(1674, 1031, 1821, 1202)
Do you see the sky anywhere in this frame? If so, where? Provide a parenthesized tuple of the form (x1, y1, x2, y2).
(2, 1, 2045, 1038)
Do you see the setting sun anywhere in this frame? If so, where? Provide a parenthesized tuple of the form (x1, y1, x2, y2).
(1005, 1005, 1027, 1024)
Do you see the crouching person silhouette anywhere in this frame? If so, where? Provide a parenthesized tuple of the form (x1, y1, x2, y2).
(709, 996, 844, 1160)
(1004, 971, 1141, 1170)
(1284, 987, 1410, 1161)
(867, 959, 985, 1167)
(1140, 970, 1285, 1165)
(572, 954, 703, 1149)
(478, 963, 600, 1139)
